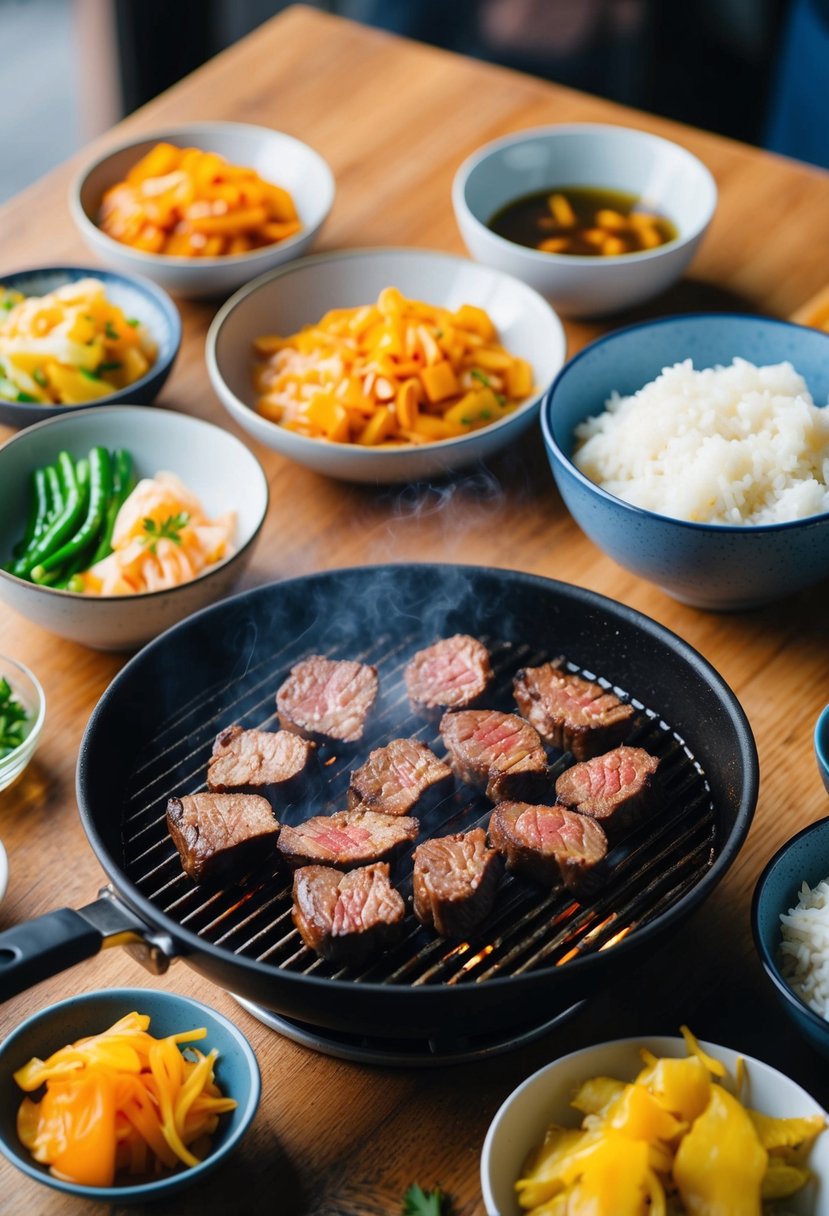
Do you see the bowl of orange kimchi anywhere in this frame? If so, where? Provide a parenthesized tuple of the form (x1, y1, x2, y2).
(206, 247, 567, 484)
(0, 405, 268, 650)
(0, 987, 260, 1203)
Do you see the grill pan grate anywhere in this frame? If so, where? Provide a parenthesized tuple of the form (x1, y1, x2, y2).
(122, 632, 716, 988)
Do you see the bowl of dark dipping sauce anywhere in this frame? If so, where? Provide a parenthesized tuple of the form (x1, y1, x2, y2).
(452, 123, 717, 318)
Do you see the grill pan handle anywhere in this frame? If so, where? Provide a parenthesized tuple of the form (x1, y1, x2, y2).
(0, 888, 177, 1003)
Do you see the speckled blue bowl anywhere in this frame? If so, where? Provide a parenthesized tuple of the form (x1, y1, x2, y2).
(0, 988, 260, 1203)
(752, 817, 829, 1060)
(541, 314, 829, 610)
(816, 707, 829, 795)
(0, 266, 181, 428)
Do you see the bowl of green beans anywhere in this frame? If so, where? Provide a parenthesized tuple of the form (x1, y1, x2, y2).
(0, 405, 269, 650)
(0, 656, 45, 792)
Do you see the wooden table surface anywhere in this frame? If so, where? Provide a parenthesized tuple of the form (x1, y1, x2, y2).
(2, 7, 829, 1214)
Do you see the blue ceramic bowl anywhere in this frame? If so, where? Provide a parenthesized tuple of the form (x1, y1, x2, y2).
(0, 266, 181, 428)
(816, 706, 829, 795)
(541, 314, 829, 611)
(752, 817, 829, 1060)
(0, 988, 260, 1203)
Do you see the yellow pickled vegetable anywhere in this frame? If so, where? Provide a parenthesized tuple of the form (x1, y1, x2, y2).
(516, 1033, 826, 1216)
(0, 278, 156, 406)
(14, 1012, 237, 1187)
(252, 287, 533, 446)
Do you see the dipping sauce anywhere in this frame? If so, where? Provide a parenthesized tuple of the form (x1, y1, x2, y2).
(488, 186, 677, 257)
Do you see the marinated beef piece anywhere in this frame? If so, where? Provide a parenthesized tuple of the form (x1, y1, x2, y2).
(276, 656, 378, 744)
(292, 863, 405, 965)
(513, 661, 635, 760)
(347, 738, 452, 817)
(166, 792, 279, 883)
(278, 809, 419, 869)
(440, 709, 549, 803)
(412, 828, 503, 939)
(555, 746, 660, 841)
(405, 634, 492, 713)
(207, 724, 316, 801)
(488, 801, 608, 896)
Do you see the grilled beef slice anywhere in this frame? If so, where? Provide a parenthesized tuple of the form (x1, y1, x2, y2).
(207, 724, 316, 801)
(276, 656, 378, 744)
(488, 801, 608, 896)
(347, 738, 452, 816)
(555, 746, 660, 841)
(292, 862, 405, 964)
(513, 661, 635, 760)
(412, 828, 503, 939)
(166, 792, 279, 882)
(440, 709, 549, 803)
(405, 634, 492, 713)
(278, 809, 419, 868)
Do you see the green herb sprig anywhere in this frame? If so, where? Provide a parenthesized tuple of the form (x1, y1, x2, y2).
(0, 676, 31, 760)
(403, 1185, 447, 1216)
(141, 512, 190, 554)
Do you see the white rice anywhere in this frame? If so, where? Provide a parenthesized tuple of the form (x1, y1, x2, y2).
(779, 877, 829, 1020)
(573, 358, 829, 524)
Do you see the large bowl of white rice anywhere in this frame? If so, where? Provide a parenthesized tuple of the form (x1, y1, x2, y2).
(753, 815, 829, 1062)
(541, 313, 829, 610)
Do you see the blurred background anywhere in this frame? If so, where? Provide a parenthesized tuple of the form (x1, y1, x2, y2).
(1, 0, 826, 204)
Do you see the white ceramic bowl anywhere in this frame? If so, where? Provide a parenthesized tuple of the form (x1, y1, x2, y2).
(0, 406, 269, 651)
(206, 247, 567, 484)
(70, 122, 335, 299)
(481, 1036, 829, 1216)
(453, 124, 717, 319)
(0, 656, 46, 792)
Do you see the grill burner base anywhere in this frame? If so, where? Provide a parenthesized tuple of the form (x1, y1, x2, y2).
(232, 994, 585, 1066)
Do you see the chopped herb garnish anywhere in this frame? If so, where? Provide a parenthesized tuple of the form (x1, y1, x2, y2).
(0, 675, 31, 760)
(460, 416, 472, 425)
(480, 409, 492, 419)
(141, 512, 190, 553)
(97, 361, 122, 374)
(32, 369, 48, 388)
(496, 393, 507, 406)
(104, 320, 119, 341)
(1, 298, 14, 311)
(16, 391, 38, 402)
(434, 328, 444, 339)
(126, 317, 141, 327)
(470, 369, 491, 387)
(80, 368, 102, 382)
(403, 1185, 447, 1216)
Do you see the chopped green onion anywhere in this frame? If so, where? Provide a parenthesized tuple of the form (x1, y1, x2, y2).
(80, 368, 102, 382)
(16, 391, 38, 403)
(97, 361, 122, 374)
(470, 369, 491, 387)
(126, 317, 141, 328)
(32, 369, 48, 388)
(104, 321, 119, 341)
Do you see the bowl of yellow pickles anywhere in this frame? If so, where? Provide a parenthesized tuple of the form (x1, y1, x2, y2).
(481, 1029, 828, 1216)
(0, 266, 180, 429)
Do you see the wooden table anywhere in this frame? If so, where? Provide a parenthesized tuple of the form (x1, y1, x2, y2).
(2, 8, 829, 1213)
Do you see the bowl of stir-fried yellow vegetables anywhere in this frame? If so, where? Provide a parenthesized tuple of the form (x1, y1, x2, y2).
(481, 1029, 829, 1216)
(0, 267, 180, 429)
(206, 248, 566, 483)
(0, 987, 260, 1202)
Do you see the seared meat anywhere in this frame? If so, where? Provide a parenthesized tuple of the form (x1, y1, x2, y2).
(555, 746, 660, 841)
(278, 809, 419, 868)
(167, 792, 279, 882)
(405, 635, 492, 713)
(440, 709, 549, 803)
(488, 801, 608, 896)
(207, 724, 316, 800)
(513, 661, 635, 760)
(276, 656, 378, 743)
(412, 828, 503, 939)
(347, 738, 452, 816)
(292, 863, 405, 964)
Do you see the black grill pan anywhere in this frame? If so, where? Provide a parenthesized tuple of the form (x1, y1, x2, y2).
(0, 565, 758, 1038)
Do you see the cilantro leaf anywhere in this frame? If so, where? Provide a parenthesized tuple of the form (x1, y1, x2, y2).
(141, 512, 190, 553)
(403, 1184, 446, 1216)
(470, 369, 491, 387)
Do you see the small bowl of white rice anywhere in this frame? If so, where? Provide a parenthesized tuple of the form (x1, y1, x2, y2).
(753, 815, 829, 1061)
(542, 313, 829, 610)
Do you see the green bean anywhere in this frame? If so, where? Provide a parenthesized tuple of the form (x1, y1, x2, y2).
(11, 468, 48, 559)
(90, 448, 134, 566)
(30, 448, 112, 582)
(44, 464, 62, 520)
(12, 451, 86, 578)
